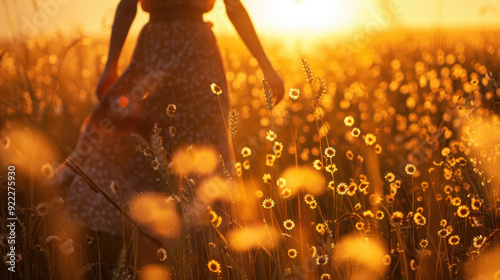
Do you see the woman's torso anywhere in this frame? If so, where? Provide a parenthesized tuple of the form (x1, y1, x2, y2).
(140, 0, 216, 13)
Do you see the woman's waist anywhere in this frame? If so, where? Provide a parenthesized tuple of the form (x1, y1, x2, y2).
(149, 6, 205, 23)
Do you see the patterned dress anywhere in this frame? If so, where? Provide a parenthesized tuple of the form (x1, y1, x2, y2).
(52, 0, 230, 236)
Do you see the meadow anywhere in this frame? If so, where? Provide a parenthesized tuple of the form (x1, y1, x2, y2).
(1, 29, 500, 279)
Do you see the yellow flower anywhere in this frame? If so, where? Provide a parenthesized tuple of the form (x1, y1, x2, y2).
(166, 104, 176, 117)
(283, 219, 295, 230)
(419, 239, 428, 248)
(347, 182, 357, 196)
(324, 147, 336, 158)
(241, 147, 252, 158)
(346, 150, 354, 160)
(337, 183, 348, 195)
(151, 158, 160, 171)
(383, 254, 391, 265)
(41, 163, 54, 178)
(354, 203, 361, 211)
(310, 246, 317, 258)
(364, 133, 376, 146)
(325, 164, 337, 173)
(471, 198, 482, 210)
(410, 259, 417, 271)
(262, 198, 275, 209)
(288, 248, 298, 258)
(289, 88, 300, 100)
(457, 157, 467, 166)
(344, 116, 355, 126)
(316, 255, 328, 265)
(376, 210, 385, 220)
(363, 210, 374, 219)
(207, 260, 221, 274)
(385, 172, 395, 182)
(266, 130, 277, 141)
(451, 197, 461, 206)
(266, 154, 276, 166)
(438, 229, 449, 238)
(320, 273, 331, 280)
(157, 248, 167, 262)
(405, 163, 416, 175)
(275, 150, 282, 158)
(316, 223, 326, 234)
(351, 128, 361, 137)
(277, 178, 287, 188)
(210, 83, 222, 95)
(255, 190, 263, 198)
(309, 201, 317, 209)
(413, 212, 426, 226)
(407, 211, 413, 219)
(390, 211, 404, 226)
(440, 219, 447, 227)
(448, 235, 460, 246)
(262, 173, 272, 184)
(359, 174, 367, 182)
(313, 159, 323, 170)
(281, 188, 292, 198)
(208, 210, 218, 223)
(358, 181, 369, 193)
(274, 141, 283, 153)
(457, 205, 470, 218)
(235, 162, 242, 177)
(355, 222, 365, 230)
(472, 235, 485, 249)
(242, 160, 250, 170)
(304, 194, 315, 204)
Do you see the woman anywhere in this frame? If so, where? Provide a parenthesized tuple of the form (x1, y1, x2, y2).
(51, 0, 284, 277)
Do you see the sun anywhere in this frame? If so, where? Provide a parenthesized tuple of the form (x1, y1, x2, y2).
(254, 0, 359, 34)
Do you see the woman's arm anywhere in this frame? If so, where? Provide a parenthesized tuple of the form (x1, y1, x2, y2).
(224, 0, 284, 104)
(96, 0, 138, 99)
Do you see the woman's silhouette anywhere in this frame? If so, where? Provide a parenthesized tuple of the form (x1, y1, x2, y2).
(50, 0, 284, 277)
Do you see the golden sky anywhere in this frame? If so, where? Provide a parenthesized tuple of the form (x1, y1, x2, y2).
(1, 0, 500, 41)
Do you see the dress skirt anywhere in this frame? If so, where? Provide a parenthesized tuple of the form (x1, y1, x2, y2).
(53, 18, 230, 236)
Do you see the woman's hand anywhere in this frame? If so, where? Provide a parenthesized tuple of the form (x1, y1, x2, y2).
(95, 67, 118, 100)
(263, 67, 285, 105)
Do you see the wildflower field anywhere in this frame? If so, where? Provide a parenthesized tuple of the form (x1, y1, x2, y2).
(1, 30, 500, 279)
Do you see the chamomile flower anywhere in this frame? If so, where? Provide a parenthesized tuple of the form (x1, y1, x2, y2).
(262, 198, 275, 209)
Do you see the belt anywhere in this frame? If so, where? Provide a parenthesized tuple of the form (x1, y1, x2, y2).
(149, 6, 204, 23)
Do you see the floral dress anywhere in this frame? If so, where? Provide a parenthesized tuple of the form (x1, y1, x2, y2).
(52, 0, 230, 236)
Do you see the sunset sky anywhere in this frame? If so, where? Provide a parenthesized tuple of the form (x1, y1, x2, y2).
(1, 0, 500, 41)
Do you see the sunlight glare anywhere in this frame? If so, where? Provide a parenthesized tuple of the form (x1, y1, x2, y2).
(256, 0, 358, 33)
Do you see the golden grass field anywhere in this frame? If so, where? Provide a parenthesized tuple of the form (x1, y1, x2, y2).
(1, 30, 500, 279)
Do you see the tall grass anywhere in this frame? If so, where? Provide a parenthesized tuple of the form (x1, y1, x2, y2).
(1, 31, 500, 279)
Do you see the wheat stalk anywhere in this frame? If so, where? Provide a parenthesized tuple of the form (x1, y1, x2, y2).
(262, 77, 274, 111)
(229, 109, 239, 137)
